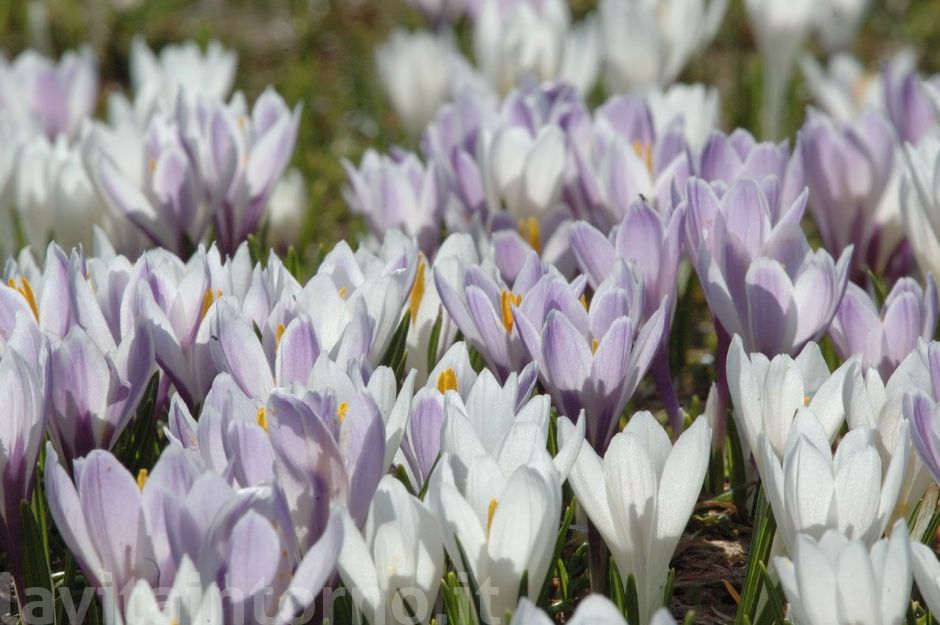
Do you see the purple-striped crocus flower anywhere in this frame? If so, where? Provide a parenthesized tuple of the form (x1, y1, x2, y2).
(830, 277, 938, 380)
(882, 53, 940, 147)
(178, 88, 301, 255)
(0, 315, 45, 610)
(685, 176, 852, 357)
(905, 390, 940, 486)
(0, 46, 97, 140)
(570, 199, 685, 431)
(343, 149, 443, 256)
(434, 249, 583, 381)
(565, 94, 688, 230)
(798, 109, 901, 280)
(512, 261, 667, 451)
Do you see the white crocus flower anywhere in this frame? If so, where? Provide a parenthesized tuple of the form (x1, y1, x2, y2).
(376, 29, 472, 135)
(106, 556, 223, 625)
(129, 37, 237, 117)
(559, 412, 711, 624)
(482, 125, 567, 221)
(902, 136, 940, 280)
(844, 358, 934, 520)
(440, 366, 586, 489)
(599, 0, 727, 93)
(645, 82, 720, 155)
(773, 521, 912, 625)
(744, 0, 816, 139)
(14, 133, 101, 253)
(428, 452, 562, 624)
(474, 0, 570, 95)
(799, 53, 883, 123)
(762, 410, 908, 553)
(511, 595, 678, 625)
(727, 334, 851, 474)
(337, 475, 444, 625)
(405, 233, 480, 384)
(912, 540, 940, 615)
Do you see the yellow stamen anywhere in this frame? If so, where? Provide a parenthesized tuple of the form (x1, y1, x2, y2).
(803, 394, 810, 407)
(256, 406, 269, 432)
(200, 289, 222, 320)
(7, 277, 38, 320)
(337, 401, 349, 424)
(592, 338, 599, 354)
(486, 498, 499, 536)
(148, 158, 157, 172)
(409, 255, 427, 327)
(337, 287, 348, 299)
(632, 141, 654, 175)
(436, 367, 458, 394)
(517, 217, 542, 255)
(580, 294, 588, 310)
(136, 469, 148, 492)
(275, 323, 286, 350)
(499, 290, 522, 334)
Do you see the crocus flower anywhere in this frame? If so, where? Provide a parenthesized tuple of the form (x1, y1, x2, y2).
(400, 341, 479, 487)
(598, 0, 727, 92)
(177, 88, 302, 255)
(435, 250, 573, 380)
(761, 410, 908, 552)
(44, 444, 161, 598)
(744, 0, 816, 139)
(13, 133, 101, 252)
(726, 334, 851, 469)
(376, 30, 477, 136)
(844, 359, 934, 521)
(428, 452, 562, 624)
(645, 83, 721, 156)
(882, 52, 940, 147)
(829, 277, 938, 380)
(0, 317, 44, 609)
(106, 556, 223, 625)
(569, 200, 685, 429)
(83, 111, 210, 256)
(512, 597, 679, 625)
(337, 475, 444, 625)
(798, 110, 898, 279)
(474, 0, 571, 95)
(129, 37, 237, 118)
(565, 97, 689, 229)
(46, 320, 155, 463)
(773, 521, 912, 625)
(686, 177, 852, 357)
(800, 53, 883, 123)
(342, 148, 443, 255)
(0, 46, 97, 140)
(559, 413, 711, 624)
(440, 364, 586, 488)
(514, 261, 667, 450)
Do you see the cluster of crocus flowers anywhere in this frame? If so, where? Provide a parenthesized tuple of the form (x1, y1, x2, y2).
(9, 1, 940, 623)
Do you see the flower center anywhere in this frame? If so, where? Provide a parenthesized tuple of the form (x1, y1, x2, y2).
(486, 498, 499, 537)
(136, 469, 148, 492)
(337, 401, 349, 424)
(256, 406, 269, 432)
(436, 367, 458, 394)
(632, 141, 654, 175)
(201, 288, 223, 319)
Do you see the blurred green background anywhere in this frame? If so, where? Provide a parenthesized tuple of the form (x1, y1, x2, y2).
(2, 0, 939, 259)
